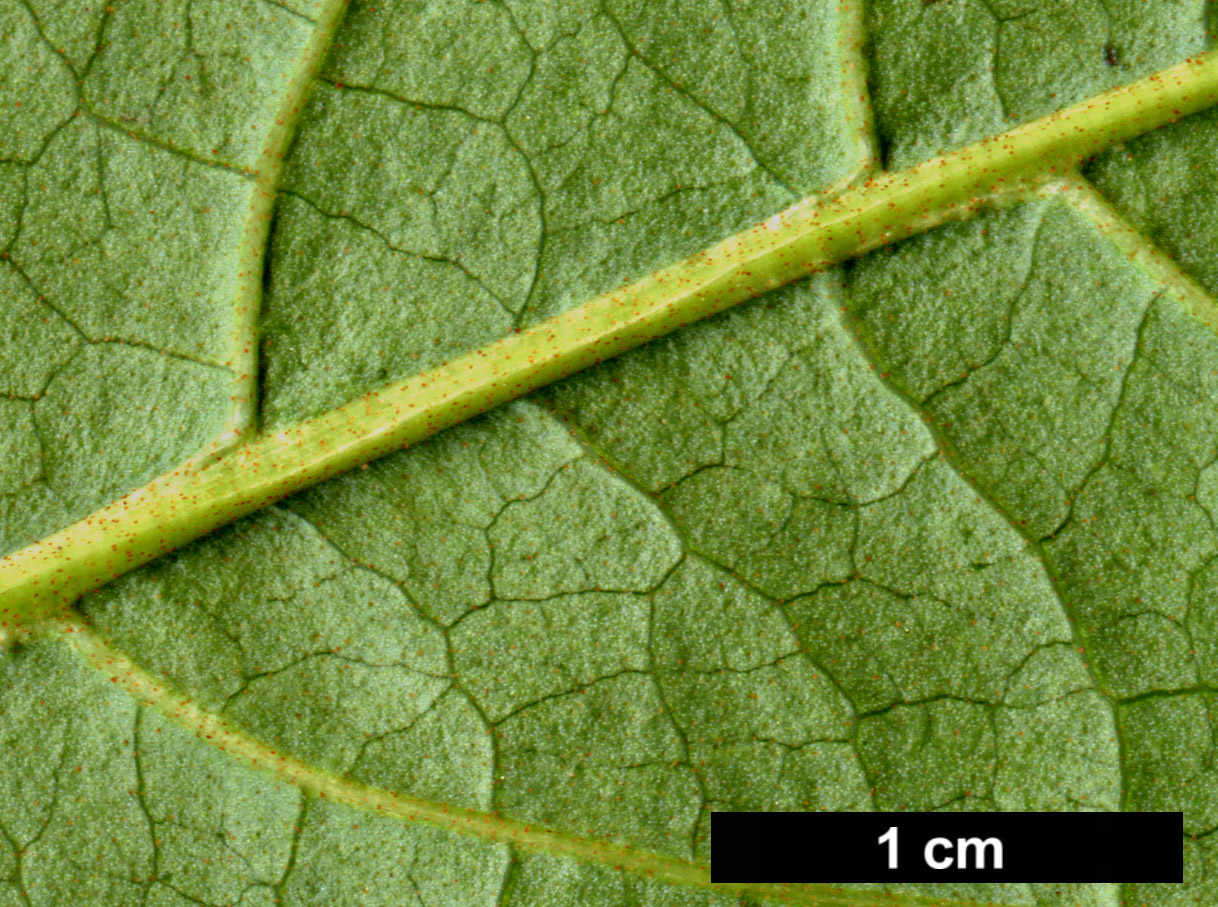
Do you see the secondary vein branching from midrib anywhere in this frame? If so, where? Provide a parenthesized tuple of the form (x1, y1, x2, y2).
(60, 618, 1026, 907)
(226, 0, 353, 442)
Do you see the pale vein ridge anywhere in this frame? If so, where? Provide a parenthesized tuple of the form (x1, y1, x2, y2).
(837, 0, 882, 182)
(2, 52, 1217, 636)
(225, 0, 352, 440)
(60, 619, 1022, 907)
(1050, 175, 1218, 335)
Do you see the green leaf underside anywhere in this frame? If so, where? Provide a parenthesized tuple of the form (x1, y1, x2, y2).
(1, 2, 1218, 907)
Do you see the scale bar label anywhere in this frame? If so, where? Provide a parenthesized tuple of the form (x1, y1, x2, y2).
(711, 812, 1183, 883)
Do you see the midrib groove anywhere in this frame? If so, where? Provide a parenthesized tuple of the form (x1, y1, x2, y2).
(61, 620, 1023, 907)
